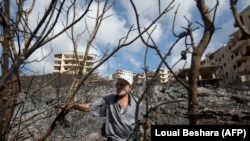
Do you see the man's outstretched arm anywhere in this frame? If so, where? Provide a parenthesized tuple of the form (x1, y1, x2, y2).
(66, 103, 90, 112)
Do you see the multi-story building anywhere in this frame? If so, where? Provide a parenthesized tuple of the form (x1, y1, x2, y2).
(141, 68, 172, 84)
(113, 69, 136, 80)
(53, 51, 94, 74)
(207, 31, 250, 86)
(114, 68, 172, 85)
(158, 68, 173, 83)
(206, 5, 250, 86)
(178, 5, 250, 87)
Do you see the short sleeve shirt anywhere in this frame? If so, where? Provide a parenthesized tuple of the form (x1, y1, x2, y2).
(89, 94, 145, 141)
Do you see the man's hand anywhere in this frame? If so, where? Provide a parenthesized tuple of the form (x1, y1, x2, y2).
(65, 104, 76, 111)
(59, 103, 75, 113)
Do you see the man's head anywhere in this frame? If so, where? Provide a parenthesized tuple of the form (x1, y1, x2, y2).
(116, 74, 133, 96)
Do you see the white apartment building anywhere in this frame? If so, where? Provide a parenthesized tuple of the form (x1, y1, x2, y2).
(158, 68, 172, 83)
(140, 68, 172, 83)
(114, 68, 172, 85)
(53, 51, 94, 74)
(113, 69, 136, 80)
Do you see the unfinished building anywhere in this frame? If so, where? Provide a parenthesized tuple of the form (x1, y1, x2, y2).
(178, 5, 250, 87)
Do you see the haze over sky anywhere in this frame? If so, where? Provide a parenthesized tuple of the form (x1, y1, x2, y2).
(22, 0, 250, 78)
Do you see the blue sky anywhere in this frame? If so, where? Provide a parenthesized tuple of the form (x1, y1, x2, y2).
(20, 0, 250, 78)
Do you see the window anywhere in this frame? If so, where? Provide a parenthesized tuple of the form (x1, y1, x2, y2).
(238, 62, 241, 67)
(235, 52, 238, 56)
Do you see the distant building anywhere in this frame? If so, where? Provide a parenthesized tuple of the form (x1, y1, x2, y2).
(53, 51, 94, 74)
(113, 69, 136, 81)
(114, 68, 172, 85)
(137, 68, 172, 84)
(158, 68, 173, 83)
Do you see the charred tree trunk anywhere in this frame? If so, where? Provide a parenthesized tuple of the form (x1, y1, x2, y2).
(187, 0, 215, 125)
(188, 53, 201, 125)
(0, 1, 20, 140)
(0, 1, 11, 140)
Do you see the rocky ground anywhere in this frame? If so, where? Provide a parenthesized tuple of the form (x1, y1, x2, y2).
(9, 77, 250, 141)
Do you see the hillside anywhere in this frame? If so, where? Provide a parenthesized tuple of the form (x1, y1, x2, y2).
(9, 75, 250, 141)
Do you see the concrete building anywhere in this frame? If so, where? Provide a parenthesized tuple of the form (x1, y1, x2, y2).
(155, 68, 173, 83)
(205, 5, 250, 86)
(209, 30, 250, 86)
(53, 51, 94, 74)
(113, 69, 136, 81)
(114, 68, 172, 85)
(179, 5, 250, 87)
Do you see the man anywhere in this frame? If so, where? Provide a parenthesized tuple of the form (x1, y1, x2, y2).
(65, 73, 146, 141)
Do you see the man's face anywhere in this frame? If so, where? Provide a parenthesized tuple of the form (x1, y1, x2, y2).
(115, 78, 132, 96)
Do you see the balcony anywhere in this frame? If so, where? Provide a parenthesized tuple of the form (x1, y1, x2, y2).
(234, 56, 250, 63)
(238, 62, 250, 75)
(53, 70, 61, 73)
(231, 40, 249, 53)
(234, 49, 250, 63)
(242, 45, 250, 56)
(54, 63, 61, 67)
(63, 64, 78, 67)
(54, 58, 62, 61)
